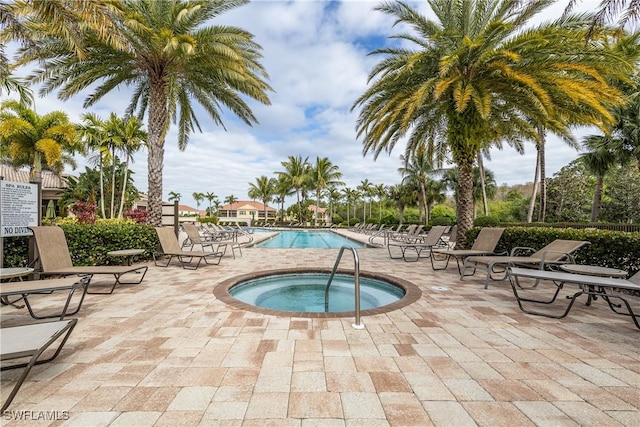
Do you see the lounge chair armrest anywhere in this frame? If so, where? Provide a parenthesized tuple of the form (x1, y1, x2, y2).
(540, 251, 576, 267)
(509, 246, 536, 256)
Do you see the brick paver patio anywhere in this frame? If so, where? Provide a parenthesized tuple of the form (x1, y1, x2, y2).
(1, 229, 638, 426)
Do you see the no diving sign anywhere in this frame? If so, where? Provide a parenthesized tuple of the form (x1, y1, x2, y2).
(0, 180, 38, 237)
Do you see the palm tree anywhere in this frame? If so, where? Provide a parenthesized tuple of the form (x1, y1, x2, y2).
(277, 155, 311, 222)
(357, 179, 373, 223)
(248, 176, 276, 223)
(387, 184, 414, 226)
(21, 0, 272, 225)
(0, 0, 125, 102)
(224, 195, 238, 206)
(311, 157, 343, 227)
(273, 173, 292, 223)
(341, 187, 357, 225)
(103, 113, 146, 218)
(168, 191, 181, 203)
(399, 145, 440, 224)
(212, 199, 222, 215)
(192, 192, 204, 213)
(580, 135, 619, 222)
(77, 113, 109, 217)
(204, 192, 217, 217)
(374, 183, 386, 223)
(352, 0, 633, 242)
(0, 100, 77, 183)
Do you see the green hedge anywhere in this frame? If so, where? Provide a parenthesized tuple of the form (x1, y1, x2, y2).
(1, 224, 160, 267)
(463, 226, 640, 275)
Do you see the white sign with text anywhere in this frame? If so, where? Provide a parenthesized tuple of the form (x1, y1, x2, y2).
(0, 180, 38, 237)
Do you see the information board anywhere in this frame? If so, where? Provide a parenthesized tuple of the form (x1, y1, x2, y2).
(0, 180, 38, 237)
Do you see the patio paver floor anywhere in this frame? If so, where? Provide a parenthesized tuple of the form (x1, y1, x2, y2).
(1, 229, 638, 426)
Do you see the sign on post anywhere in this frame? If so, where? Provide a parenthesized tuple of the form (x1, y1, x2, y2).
(0, 180, 38, 237)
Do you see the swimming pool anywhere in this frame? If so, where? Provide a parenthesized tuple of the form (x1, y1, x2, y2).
(255, 230, 366, 249)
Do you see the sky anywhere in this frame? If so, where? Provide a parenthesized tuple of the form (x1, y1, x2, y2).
(7, 0, 609, 209)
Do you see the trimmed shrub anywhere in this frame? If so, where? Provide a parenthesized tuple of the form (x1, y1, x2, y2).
(464, 226, 640, 275)
(474, 216, 500, 227)
(1, 224, 159, 267)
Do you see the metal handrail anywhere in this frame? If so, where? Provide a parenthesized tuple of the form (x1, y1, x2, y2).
(325, 246, 364, 329)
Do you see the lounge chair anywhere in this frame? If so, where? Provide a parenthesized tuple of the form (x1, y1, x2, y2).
(462, 239, 591, 288)
(1, 319, 77, 411)
(153, 227, 223, 269)
(507, 267, 640, 330)
(430, 227, 505, 275)
(387, 226, 448, 262)
(390, 224, 424, 243)
(1, 276, 90, 320)
(29, 226, 148, 295)
(183, 223, 242, 259)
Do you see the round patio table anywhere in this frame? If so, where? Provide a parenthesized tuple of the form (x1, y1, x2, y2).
(107, 249, 145, 266)
(560, 264, 628, 306)
(0, 267, 34, 281)
(0, 267, 33, 308)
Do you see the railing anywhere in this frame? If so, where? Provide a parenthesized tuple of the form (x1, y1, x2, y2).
(325, 246, 364, 329)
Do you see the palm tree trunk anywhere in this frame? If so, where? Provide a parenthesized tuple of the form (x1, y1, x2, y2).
(110, 147, 117, 219)
(477, 153, 488, 216)
(456, 162, 475, 244)
(527, 147, 540, 223)
(537, 128, 547, 222)
(147, 83, 168, 226)
(590, 175, 603, 222)
(315, 189, 320, 227)
(117, 155, 130, 218)
(99, 156, 106, 218)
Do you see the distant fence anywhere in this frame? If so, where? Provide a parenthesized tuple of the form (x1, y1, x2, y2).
(501, 222, 640, 233)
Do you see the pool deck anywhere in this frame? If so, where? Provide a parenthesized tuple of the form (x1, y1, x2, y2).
(1, 228, 639, 426)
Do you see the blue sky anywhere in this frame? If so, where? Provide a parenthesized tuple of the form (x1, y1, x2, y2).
(8, 0, 606, 209)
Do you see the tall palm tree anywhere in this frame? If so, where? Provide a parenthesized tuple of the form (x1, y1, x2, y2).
(192, 192, 204, 213)
(277, 155, 310, 222)
(103, 113, 146, 218)
(77, 113, 109, 217)
(248, 176, 275, 223)
(311, 157, 343, 227)
(21, 0, 272, 225)
(204, 192, 217, 217)
(357, 179, 373, 223)
(580, 135, 619, 222)
(0, 100, 77, 183)
(399, 145, 440, 225)
(374, 183, 386, 223)
(224, 195, 238, 206)
(273, 173, 293, 223)
(352, 0, 633, 242)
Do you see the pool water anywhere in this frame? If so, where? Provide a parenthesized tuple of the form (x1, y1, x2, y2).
(255, 230, 366, 249)
(229, 273, 405, 312)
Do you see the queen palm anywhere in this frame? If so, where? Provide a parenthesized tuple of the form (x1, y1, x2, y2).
(352, 0, 632, 242)
(21, 0, 271, 225)
(278, 155, 311, 222)
(103, 113, 146, 218)
(0, 100, 76, 183)
(192, 192, 204, 213)
(311, 157, 343, 227)
(248, 176, 276, 223)
(204, 192, 217, 217)
(399, 145, 440, 225)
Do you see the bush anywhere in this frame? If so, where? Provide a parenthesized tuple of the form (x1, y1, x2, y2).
(474, 216, 500, 227)
(463, 226, 640, 275)
(430, 216, 455, 226)
(1, 224, 160, 267)
(123, 208, 148, 224)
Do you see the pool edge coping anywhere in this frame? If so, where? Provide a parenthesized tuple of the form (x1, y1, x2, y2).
(213, 267, 422, 318)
